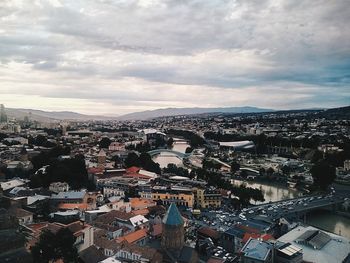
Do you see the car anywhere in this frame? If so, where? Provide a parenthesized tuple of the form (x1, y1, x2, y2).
(248, 210, 254, 214)
(239, 214, 247, 220)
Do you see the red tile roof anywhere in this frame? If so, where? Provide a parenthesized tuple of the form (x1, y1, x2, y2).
(242, 233, 274, 244)
(58, 203, 89, 210)
(116, 229, 148, 244)
(198, 227, 220, 240)
(132, 208, 149, 216)
(88, 167, 104, 174)
(126, 166, 140, 173)
(130, 198, 156, 210)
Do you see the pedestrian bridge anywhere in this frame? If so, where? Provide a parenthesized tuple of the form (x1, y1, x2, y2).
(147, 149, 191, 159)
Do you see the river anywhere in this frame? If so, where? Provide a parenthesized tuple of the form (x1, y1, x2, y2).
(231, 179, 350, 238)
(231, 179, 302, 204)
(306, 210, 350, 239)
(152, 139, 189, 168)
(153, 145, 350, 239)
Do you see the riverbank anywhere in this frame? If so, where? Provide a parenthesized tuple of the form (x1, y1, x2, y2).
(306, 209, 350, 239)
(231, 179, 303, 204)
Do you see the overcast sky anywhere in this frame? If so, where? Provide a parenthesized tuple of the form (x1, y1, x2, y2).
(1, 0, 349, 115)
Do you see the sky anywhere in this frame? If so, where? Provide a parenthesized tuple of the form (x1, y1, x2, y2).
(0, 0, 349, 116)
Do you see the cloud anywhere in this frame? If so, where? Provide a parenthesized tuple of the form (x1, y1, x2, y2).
(0, 0, 349, 114)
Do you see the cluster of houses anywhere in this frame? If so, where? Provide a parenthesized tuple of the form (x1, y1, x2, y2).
(0, 111, 349, 262)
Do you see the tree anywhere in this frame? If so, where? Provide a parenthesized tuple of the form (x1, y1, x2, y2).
(266, 167, 275, 176)
(230, 161, 240, 173)
(281, 165, 291, 176)
(31, 228, 78, 263)
(167, 137, 174, 148)
(99, 137, 111, 149)
(311, 160, 336, 190)
(124, 152, 161, 174)
(124, 152, 140, 167)
(185, 147, 193, 153)
(202, 159, 221, 170)
(259, 167, 266, 176)
(139, 152, 161, 174)
(163, 164, 189, 177)
(0, 132, 8, 141)
(34, 135, 47, 146)
(30, 154, 89, 190)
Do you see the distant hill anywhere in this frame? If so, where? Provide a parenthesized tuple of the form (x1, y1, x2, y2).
(4, 105, 348, 122)
(5, 108, 117, 122)
(317, 105, 350, 119)
(117, 106, 274, 120)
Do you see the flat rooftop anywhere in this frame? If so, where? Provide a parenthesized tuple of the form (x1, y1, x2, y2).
(277, 225, 350, 263)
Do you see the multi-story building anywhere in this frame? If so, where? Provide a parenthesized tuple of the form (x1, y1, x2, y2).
(274, 242, 303, 263)
(103, 187, 125, 198)
(151, 186, 194, 208)
(115, 242, 163, 263)
(49, 182, 69, 193)
(25, 221, 94, 253)
(241, 238, 273, 263)
(193, 187, 222, 209)
(344, 160, 350, 171)
(109, 142, 125, 151)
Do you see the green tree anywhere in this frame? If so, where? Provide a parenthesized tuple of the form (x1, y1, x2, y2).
(0, 132, 8, 141)
(266, 167, 275, 176)
(311, 160, 336, 190)
(34, 135, 47, 146)
(202, 159, 221, 170)
(167, 137, 174, 148)
(30, 154, 89, 190)
(99, 137, 111, 149)
(230, 161, 240, 173)
(124, 152, 140, 167)
(185, 147, 193, 153)
(163, 164, 189, 177)
(31, 228, 78, 263)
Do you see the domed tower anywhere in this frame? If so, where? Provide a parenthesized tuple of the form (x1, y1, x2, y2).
(161, 203, 184, 250)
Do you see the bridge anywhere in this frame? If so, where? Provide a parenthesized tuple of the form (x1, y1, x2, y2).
(242, 192, 349, 221)
(147, 149, 191, 159)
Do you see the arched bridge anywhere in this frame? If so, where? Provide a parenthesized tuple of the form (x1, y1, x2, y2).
(147, 149, 191, 159)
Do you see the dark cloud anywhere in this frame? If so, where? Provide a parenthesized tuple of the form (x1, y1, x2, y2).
(0, 0, 349, 113)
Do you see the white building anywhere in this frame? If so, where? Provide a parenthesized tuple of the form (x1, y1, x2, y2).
(109, 142, 125, 151)
(103, 187, 125, 198)
(1, 178, 27, 191)
(344, 160, 350, 171)
(49, 182, 70, 193)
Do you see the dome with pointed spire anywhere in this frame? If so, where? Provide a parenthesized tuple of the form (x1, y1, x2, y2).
(161, 203, 184, 250)
(162, 202, 184, 226)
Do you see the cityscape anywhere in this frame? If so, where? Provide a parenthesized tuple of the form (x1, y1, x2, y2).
(1, 1, 350, 263)
(0, 104, 349, 263)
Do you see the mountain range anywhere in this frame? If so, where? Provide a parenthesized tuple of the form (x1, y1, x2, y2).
(5, 108, 116, 122)
(5, 105, 348, 122)
(117, 106, 274, 120)
(4, 106, 273, 121)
